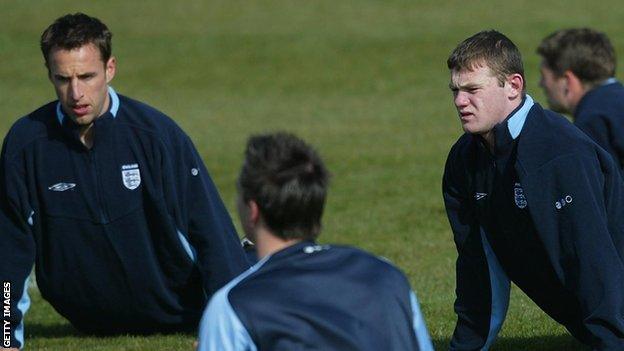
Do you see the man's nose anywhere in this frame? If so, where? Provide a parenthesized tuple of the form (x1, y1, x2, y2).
(454, 91, 469, 107)
(69, 79, 83, 101)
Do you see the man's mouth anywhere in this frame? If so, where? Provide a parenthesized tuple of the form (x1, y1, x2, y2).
(71, 104, 90, 117)
(459, 111, 473, 121)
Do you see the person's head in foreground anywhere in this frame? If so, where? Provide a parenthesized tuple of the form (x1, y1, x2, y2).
(447, 30, 525, 147)
(236, 132, 329, 258)
(537, 28, 616, 114)
(196, 132, 433, 351)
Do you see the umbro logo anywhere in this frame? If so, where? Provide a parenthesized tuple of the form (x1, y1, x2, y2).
(48, 182, 76, 192)
(475, 192, 487, 201)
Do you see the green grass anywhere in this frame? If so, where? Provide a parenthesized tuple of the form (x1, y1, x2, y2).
(2, 0, 623, 349)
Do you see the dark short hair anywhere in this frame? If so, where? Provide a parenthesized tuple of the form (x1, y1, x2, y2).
(537, 28, 616, 86)
(238, 132, 329, 241)
(40, 13, 112, 66)
(447, 30, 525, 89)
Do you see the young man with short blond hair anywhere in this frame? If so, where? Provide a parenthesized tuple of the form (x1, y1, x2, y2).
(444, 30, 624, 350)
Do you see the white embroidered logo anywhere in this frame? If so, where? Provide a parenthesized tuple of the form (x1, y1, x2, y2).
(303, 245, 330, 254)
(513, 182, 527, 209)
(555, 195, 573, 210)
(48, 182, 76, 192)
(475, 192, 487, 201)
(121, 163, 141, 190)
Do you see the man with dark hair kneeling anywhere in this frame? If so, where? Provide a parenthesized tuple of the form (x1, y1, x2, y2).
(197, 132, 433, 351)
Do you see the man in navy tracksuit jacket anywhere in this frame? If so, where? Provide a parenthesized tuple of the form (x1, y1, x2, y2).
(1, 13, 249, 349)
(444, 30, 624, 350)
(537, 28, 624, 171)
(197, 132, 434, 351)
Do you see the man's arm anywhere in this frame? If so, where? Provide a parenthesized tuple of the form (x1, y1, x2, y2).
(176, 136, 250, 295)
(443, 148, 510, 351)
(0, 148, 36, 349)
(526, 153, 624, 350)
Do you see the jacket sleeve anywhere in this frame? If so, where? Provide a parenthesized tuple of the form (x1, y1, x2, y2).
(443, 146, 510, 351)
(523, 153, 624, 350)
(197, 287, 257, 351)
(0, 144, 35, 349)
(176, 136, 250, 296)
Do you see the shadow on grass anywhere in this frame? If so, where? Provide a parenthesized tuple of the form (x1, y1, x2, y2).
(433, 334, 587, 351)
(27, 323, 82, 338)
(27, 322, 197, 339)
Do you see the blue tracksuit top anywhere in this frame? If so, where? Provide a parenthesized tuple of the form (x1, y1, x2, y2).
(0, 87, 250, 348)
(443, 96, 624, 350)
(197, 241, 434, 351)
(574, 79, 624, 172)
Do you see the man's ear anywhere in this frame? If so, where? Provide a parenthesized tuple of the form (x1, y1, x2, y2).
(506, 73, 524, 99)
(105, 56, 116, 83)
(562, 70, 583, 96)
(248, 200, 260, 225)
(561, 70, 588, 111)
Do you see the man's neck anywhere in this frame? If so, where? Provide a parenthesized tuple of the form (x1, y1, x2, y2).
(79, 124, 95, 149)
(481, 130, 496, 151)
(78, 90, 110, 149)
(255, 228, 303, 259)
(483, 97, 523, 150)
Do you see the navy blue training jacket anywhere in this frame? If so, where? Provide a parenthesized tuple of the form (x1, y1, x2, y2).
(197, 241, 434, 351)
(574, 79, 624, 172)
(443, 98, 624, 350)
(0, 87, 250, 348)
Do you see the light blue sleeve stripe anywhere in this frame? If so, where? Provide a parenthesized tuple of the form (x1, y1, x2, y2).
(177, 229, 197, 262)
(197, 256, 271, 351)
(409, 291, 434, 351)
(16, 277, 31, 349)
(507, 94, 534, 139)
(480, 228, 510, 350)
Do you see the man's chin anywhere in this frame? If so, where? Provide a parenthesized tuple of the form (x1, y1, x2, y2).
(69, 115, 94, 126)
(461, 123, 482, 135)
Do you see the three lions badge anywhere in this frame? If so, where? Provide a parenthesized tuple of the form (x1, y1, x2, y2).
(121, 163, 141, 190)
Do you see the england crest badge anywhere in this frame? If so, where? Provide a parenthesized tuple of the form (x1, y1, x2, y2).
(121, 163, 141, 190)
(513, 182, 527, 209)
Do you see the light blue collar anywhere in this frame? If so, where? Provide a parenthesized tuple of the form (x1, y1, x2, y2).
(56, 86, 120, 125)
(602, 77, 618, 86)
(507, 94, 534, 140)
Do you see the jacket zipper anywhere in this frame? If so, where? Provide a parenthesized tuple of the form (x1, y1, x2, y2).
(89, 150, 109, 224)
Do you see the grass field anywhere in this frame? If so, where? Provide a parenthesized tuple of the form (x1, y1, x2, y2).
(2, 1, 624, 349)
